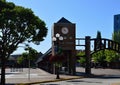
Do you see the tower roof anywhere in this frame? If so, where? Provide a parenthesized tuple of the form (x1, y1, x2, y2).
(57, 17, 72, 23)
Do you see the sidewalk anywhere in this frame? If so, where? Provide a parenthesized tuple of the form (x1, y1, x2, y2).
(3, 68, 83, 85)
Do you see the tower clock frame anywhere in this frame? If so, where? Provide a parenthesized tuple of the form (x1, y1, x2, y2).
(52, 17, 76, 75)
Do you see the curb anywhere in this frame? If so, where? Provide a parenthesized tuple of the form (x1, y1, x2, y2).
(111, 83, 120, 85)
(16, 76, 85, 85)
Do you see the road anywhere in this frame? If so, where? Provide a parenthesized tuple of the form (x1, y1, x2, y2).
(39, 77, 120, 85)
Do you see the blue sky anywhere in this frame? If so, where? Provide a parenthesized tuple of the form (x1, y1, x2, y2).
(6, 0, 120, 54)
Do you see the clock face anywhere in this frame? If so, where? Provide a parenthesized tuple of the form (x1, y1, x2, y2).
(61, 27, 69, 34)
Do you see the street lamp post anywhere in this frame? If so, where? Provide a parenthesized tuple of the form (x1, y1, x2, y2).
(28, 55, 30, 80)
(27, 47, 31, 81)
(13, 44, 31, 80)
(52, 33, 63, 79)
(24, 45, 31, 81)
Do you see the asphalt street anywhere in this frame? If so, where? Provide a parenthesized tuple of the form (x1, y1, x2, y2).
(39, 78, 120, 85)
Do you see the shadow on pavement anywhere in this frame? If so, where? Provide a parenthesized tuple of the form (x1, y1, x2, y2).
(75, 72, 86, 76)
(76, 72, 120, 79)
(92, 74, 120, 79)
(40, 84, 60, 85)
(67, 80, 102, 84)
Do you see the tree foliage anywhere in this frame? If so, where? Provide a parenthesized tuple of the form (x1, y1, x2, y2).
(105, 50, 120, 63)
(17, 47, 38, 67)
(92, 50, 105, 63)
(25, 47, 38, 60)
(0, 0, 47, 84)
(76, 51, 85, 57)
(96, 31, 102, 50)
(0, 1, 47, 57)
(92, 49, 120, 63)
(112, 30, 120, 43)
(96, 31, 102, 39)
(17, 55, 24, 64)
(76, 51, 86, 65)
(77, 49, 120, 67)
(77, 31, 120, 68)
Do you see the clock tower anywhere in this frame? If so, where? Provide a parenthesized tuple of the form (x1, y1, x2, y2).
(52, 17, 76, 75)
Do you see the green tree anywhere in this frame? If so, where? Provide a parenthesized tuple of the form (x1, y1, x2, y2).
(77, 51, 85, 57)
(76, 51, 86, 66)
(92, 50, 105, 63)
(24, 47, 38, 67)
(0, 1, 47, 84)
(77, 57, 86, 66)
(96, 31, 102, 39)
(96, 31, 102, 50)
(112, 30, 120, 43)
(25, 47, 38, 60)
(17, 55, 24, 64)
(105, 50, 120, 63)
(112, 30, 120, 64)
(92, 49, 120, 67)
(17, 47, 38, 66)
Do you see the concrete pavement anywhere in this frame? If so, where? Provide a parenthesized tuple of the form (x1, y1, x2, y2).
(0, 68, 83, 85)
(0, 67, 120, 85)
